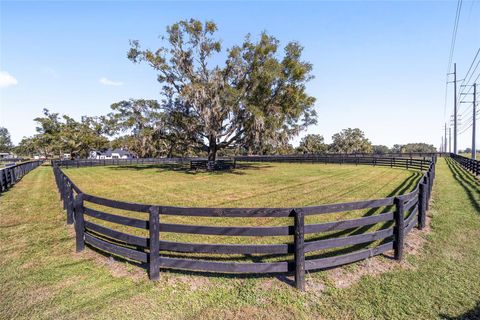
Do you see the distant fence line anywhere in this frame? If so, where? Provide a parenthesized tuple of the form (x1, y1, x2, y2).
(0, 161, 42, 194)
(0, 158, 27, 163)
(450, 153, 480, 176)
(55, 153, 441, 170)
(53, 155, 436, 291)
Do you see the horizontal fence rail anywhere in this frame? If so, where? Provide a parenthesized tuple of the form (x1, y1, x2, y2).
(54, 152, 448, 169)
(52, 155, 436, 290)
(450, 153, 480, 176)
(0, 160, 42, 194)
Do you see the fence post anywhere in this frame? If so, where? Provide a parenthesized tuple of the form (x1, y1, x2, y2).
(62, 176, 68, 209)
(149, 206, 160, 280)
(294, 209, 305, 291)
(394, 197, 405, 261)
(418, 182, 426, 230)
(425, 172, 431, 211)
(67, 185, 74, 225)
(74, 193, 85, 252)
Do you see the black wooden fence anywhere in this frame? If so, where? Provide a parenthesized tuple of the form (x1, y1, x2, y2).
(450, 153, 480, 176)
(56, 154, 433, 171)
(0, 161, 43, 194)
(52, 156, 436, 290)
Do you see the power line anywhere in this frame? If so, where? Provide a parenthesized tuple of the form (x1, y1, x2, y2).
(447, 0, 463, 72)
(444, 0, 464, 122)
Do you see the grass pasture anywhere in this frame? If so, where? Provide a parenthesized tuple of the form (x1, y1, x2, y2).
(62, 162, 421, 249)
(0, 159, 479, 319)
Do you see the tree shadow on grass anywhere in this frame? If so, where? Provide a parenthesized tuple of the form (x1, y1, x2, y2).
(440, 301, 480, 319)
(446, 158, 480, 214)
(108, 162, 273, 176)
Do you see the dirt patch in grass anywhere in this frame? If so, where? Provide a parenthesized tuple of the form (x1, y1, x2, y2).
(327, 216, 432, 289)
(163, 273, 214, 291)
(198, 305, 296, 320)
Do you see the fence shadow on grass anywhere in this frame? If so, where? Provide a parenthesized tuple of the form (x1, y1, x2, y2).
(440, 301, 480, 320)
(446, 158, 480, 214)
(108, 162, 273, 176)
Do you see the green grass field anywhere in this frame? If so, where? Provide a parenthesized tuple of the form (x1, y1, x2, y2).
(61, 163, 420, 250)
(0, 159, 479, 319)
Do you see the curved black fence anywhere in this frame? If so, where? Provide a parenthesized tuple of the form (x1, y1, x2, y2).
(450, 153, 479, 176)
(0, 160, 43, 194)
(52, 156, 436, 290)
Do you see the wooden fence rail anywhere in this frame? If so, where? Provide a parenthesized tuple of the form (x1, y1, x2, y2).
(450, 153, 480, 176)
(0, 160, 42, 194)
(52, 156, 436, 290)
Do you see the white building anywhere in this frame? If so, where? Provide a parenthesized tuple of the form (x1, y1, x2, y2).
(0, 152, 16, 159)
(89, 148, 136, 160)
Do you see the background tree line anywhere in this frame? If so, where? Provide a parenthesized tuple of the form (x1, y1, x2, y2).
(1, 19, 437, 159)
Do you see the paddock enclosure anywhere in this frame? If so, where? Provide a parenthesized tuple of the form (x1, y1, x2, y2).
(53, 155, 437, 290)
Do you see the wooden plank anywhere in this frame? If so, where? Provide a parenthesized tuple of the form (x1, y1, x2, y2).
(404, 206, 418, 227)
(159, 240, 290, 254)
(159, 223, 291, 236)
(305, 242, 394, 271)
(300, 198, 394, 215)
(304, 212, 394, 234)
(84, 220, 148, 247)
(84, 233, 148, 262)
(84, 207, 148, 229)
(83, 193, 151, 212)
(404, 197, 418, 211)
(304, 228, 394, 253)
(159, 257, 289, 273)
(160, 206, 293, 217)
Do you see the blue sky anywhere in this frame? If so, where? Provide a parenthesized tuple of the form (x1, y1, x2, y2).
(1, 1, 479, 150)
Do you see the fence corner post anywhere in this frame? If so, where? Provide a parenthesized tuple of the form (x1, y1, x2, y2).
(394, 197, 405, 261)
(293, 209, 305, 291)
(74, 193, 85, 252)
(418, 182, 426, 230)
(149, 206, 160, 281)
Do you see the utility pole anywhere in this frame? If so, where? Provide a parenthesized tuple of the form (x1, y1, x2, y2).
(449, 127, 451, 153)
(473, 83, 477, 160)
(444, 123, 447, 153)
(454, 63, 458, 154)
(441, 136, 444, 152)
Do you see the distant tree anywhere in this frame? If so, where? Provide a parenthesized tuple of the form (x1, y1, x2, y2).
(330, 128, 372, 153)
(0, 127, 13, 152)
(391, 144, 403, 153)
(33, 108, 109, 158)
(33, 109, 63, 157)
(14, 137, 38, 157)
(61, 115, 109, 158)
(373, 145, 390, 154)
(128, 19, 316, 161)
(397, 143, 436, 153)
(297, 134, 327, 154)
(107, 99, 167, 157)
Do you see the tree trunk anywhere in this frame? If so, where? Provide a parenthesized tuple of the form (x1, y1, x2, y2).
(208, 136, 217, 162)
(206, 136, 217, 171)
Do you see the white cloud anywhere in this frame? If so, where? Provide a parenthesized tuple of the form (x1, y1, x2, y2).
(99, 77, 123, 86)
(0, 71, 18, 88)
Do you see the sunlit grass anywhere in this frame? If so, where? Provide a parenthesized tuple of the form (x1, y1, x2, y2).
(1, 160, 479, 319)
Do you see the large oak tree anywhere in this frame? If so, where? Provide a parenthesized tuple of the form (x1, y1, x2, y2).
(128, 19, 316, 161)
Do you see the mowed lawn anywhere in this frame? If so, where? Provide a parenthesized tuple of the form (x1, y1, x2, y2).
(63, 162, 419, 208)
(0, 159, 479, 319)
(62, 162, 421, 248)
